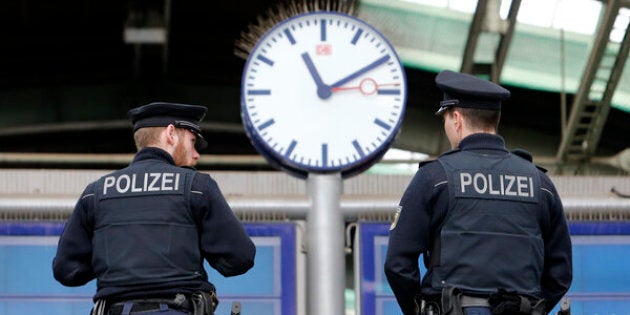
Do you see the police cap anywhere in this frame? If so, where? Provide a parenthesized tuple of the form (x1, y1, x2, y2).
(127, 102, 208, 150)
(434, 70, 510, 115)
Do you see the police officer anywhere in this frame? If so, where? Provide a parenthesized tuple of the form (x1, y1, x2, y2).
(384, 71, 572, 315)
(53, 102, 256, 315)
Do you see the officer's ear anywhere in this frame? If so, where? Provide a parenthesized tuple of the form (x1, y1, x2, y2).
(164, 124, 178, 146)
(451, 109, 463, 128)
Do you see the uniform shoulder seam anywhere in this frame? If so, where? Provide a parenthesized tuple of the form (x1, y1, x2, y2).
(541, 187, 554, 197)
(434, 180, 448, 188)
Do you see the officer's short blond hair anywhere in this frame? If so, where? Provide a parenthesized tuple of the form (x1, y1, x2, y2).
(133, 127, 162, 151)
(133, 126, 188, 151)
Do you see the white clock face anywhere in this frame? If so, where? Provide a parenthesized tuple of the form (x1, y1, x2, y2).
(241, 12, 407, 178)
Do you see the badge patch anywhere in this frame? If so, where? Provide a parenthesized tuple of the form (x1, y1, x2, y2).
(390, 206, 402, 230)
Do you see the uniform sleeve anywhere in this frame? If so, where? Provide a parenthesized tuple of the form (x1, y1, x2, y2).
(384, 166, 440, 315)
(194, 174, 256, 277)
(539, 175, 573, 311)
(52, 184, 97, 286)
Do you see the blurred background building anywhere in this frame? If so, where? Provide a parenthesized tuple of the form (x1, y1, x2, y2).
(0, 0, 628, 174)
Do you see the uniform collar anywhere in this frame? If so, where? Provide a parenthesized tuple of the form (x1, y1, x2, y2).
(457, 133, 508, 152)
(132, 147, 176, 165)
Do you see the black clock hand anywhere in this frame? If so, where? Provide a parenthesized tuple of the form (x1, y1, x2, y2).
(330, 55, 391, 89)
(301, 52, 332, 99)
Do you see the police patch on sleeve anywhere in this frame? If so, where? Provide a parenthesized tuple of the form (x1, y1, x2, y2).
(390, 206, 402, 230)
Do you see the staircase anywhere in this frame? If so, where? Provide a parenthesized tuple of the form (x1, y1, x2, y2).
(556, 1, 630, 166)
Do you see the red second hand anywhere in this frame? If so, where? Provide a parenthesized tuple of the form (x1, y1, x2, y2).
(332, 78, 400, 95)
(332, 83, 400, 91)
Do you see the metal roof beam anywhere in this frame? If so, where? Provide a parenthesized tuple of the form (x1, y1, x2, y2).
(460, 0, 521, 82)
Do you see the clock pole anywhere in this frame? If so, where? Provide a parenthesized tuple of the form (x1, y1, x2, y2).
(306, 172, 345, 315)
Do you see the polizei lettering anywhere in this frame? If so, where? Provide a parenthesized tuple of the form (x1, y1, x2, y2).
(459, 172, 534, 198)
(103, 173, 181, 195)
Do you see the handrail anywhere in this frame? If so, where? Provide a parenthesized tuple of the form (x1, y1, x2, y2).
(2, 196, 630, 221)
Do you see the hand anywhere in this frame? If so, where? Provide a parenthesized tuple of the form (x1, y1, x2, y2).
(330, 55, 391, 89)
(301, 52, 332, 99)
(332, 78, 400, 95)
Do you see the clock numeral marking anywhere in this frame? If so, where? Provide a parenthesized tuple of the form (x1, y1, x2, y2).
(352, 140, 365, 158)
(374, 118, 392, 131)
(285, 140, 297, 158)
(248, 89, 271, 95)
(257, 118, 275, 131)
(256, 54, 274, 66)
(320, 19, 327, 42)
(284, 28, 296, 45)
(321, 143, 328, 167)
(377, 89, 401, 95)
(351, 28, 364, 45)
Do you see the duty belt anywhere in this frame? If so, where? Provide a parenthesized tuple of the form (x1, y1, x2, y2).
(423, 295, 490, 315)
(107, 294, 193, 314)
(460, 295, 490, 308)
(92, 291, 218, 315)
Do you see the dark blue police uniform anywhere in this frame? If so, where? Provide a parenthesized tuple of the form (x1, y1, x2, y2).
(53, 103, 256, 315)
(384, 71, 572, 315)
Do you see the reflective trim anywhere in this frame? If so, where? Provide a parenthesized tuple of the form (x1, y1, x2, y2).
(435, 99, 459, 115)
